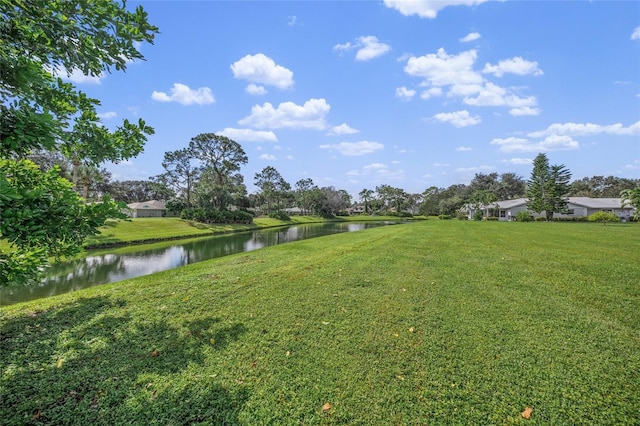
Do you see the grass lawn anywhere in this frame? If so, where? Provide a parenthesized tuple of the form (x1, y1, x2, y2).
(1, 221, 639, 424)
(83, 215, 418, 248)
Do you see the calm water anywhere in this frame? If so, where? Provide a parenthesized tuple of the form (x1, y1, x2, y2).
(0, 221, 401, 306)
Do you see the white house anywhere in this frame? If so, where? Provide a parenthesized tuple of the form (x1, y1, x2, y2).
(126, 200, 167, 218)
(466, 197, 634, 221)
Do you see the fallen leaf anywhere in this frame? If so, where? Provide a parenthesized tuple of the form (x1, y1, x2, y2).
(409, 327, 415, 333)
(396, 375, 405, 381)
(286, 351, 291, 357)
(209, 338, 216, 346)
(521, 406, 533, 419)
(250, 361, 257, 368)
(151, 350, 159, 357)
(56, 358, 64, 368)
(322, 402, 332, 412)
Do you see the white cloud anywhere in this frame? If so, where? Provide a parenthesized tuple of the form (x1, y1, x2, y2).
(260, 154, 277, 160)
(97, 111, 117, 119)
(239, 98, 330, 130)
(405, 48, 482, 87)
(349, 162, 404, 181)
(246, 84, 267, 95)
(356, 36, 391, 61)
(319, 140, 384, 156)
(456, 146, 473, 151)
(335, 36, 391, 61)
(329, 123, 360, 136)
(460, 32, 481, 43)
(230, 53, 294, 89)
(287, 15, 301, 26)
(218, 128, 277, 142)
(528, 121, 640, 138)
(48, 65, 104, 84)
(632, 26, 640, 40)
(455, 165, 494, 173)
(433, 110, 481, 127)
(509, 106, 541, 116)
(490, 135, 579, 153)
(463, 82, 537, 109)
(483, 57, 543, 77)
(420, 87, 443, 99)
(151, 83, 215, 105)
(396, 86, 416, 100)
(502, 157, 533, 165)
(384, 0, 489, 19)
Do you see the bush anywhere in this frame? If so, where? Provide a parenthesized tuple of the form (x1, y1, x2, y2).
(486, 217, 499, 221)
(438, 214, 452, 220)
(515, 211, 533, 222)
(456, 212, 468, 220)
(269, 211, 291, 221)
(473, 211, 484, 221)
(181, 208, 254, 224)
(588, 211, 620, 225)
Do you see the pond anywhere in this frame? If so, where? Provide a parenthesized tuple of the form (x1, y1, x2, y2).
(0, 221, 403, 306)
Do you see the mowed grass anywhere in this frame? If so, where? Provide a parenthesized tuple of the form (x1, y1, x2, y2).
(1, 221, 639, 424)
(83, 215, 414, 247)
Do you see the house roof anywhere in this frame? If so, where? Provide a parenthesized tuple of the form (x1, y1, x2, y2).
(468, 197, 631, 211)
(127, 200, 166, 210)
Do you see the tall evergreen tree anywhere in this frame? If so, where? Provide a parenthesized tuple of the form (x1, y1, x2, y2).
(526, 153, 572, 221)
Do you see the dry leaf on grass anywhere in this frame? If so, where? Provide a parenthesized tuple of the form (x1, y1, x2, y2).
(151, 350, 159, 357)
(322, 402, 332, 412)
(521, 406, 533, 419)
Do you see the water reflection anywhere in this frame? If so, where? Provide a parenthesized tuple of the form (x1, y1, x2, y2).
(0, 221, 398, 306)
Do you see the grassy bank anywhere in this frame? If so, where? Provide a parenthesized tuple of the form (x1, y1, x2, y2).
(1, 221, 639, 424)
(83, 215, 418, 248)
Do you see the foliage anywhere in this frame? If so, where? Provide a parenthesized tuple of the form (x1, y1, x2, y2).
(180, 208, 253, 225)
(254, 166, 290, 215)
(268, 211, 291, 221)
(0, 0, 157, 285)
(526, 153, 572, 221)
(154, 148, 201, 207)
(469, 189, 498, 219)
(438, 214, 452, 220)
(0, 160, 126, 284)
(473, 210, 484, 221)
(620, 187, 640, 221)
(2, 221, 638, 423)
(588, 211, 620, 225)
(515, 211, 533, 222)
(107, 179, 174, 204)
(569, 175, 640, 197)
(294, 178, 318, 215)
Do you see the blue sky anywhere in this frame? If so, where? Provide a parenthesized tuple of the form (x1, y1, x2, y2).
(70, 0, 639, 197)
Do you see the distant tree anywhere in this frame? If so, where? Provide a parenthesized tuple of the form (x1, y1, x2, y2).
(496, 172, 526, 200)
(295, 178, 318, 215)
(406, 193, 423, 215)
(155, 148, 201, 208)
(255, 166, 286, 214)
(526, 153, 572, 221)
(620, 187, 640, 222)
(359, 188, 374, 214)
(108, 180, 174, 203)
(569, 176, 640, 197)
(420, 186, 442, 216)
(469, 189, 498, 219)
(189, 134, 248, 210)
(312, 187, 350, 217)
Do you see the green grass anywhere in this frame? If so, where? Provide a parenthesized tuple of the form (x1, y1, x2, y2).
(83, 215, 418, 248)
(1, 221, 639, 424)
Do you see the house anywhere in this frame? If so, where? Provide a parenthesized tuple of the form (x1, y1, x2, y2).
(126, 200, 168, 218)
(465, 197, 634, 221)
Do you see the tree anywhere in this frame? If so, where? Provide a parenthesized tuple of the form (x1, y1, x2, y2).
(107, 180, 174, 204)
(254, 166, 289, 214)
(295, 178, 317, 215)
(526, 153, 572, 221)
(188, 133, 248, 210)
(359, 188, 374, 214)
(469, 189, 498, 219)
(155, 148, 201, 208)
(621, 187, 640, 222)
(0, 0, 158, 285)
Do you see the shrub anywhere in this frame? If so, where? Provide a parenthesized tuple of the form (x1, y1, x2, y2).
(588, 211, 620, 225)
(486, 217, 499, 221)
(456, 212, 468, 220)
(515, 211, 533, 222)
(473, 211, 484, 221)
(438, 214, 452, 220)
(269, 211, 291, 221)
